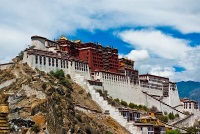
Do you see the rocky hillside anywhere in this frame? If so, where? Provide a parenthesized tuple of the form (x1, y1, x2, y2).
(0, 60, 130, 134)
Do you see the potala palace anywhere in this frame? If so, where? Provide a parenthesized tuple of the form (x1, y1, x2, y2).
(21, 35, 200, 133)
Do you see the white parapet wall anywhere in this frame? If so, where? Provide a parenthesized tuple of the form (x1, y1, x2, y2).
(23, 51, 91, 81)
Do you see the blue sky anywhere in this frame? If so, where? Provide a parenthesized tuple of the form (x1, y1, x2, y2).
(0, 0, 200, 82)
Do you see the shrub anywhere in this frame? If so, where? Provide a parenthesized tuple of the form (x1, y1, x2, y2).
(150, 106, 158, 112)
(67, 74, 71, 79)
(164, 111, 168, 115)
(187, 126, 200, 134)
(17, 51, 24, 61)
(138, 105, 143, 109)
(106, 131, 113, 134)
(175, 113, 179, 118)
(103, 90, 108, 96)
(183, 111, 190, 115)
(168, 112, 175, 120)
(166, 129, 180, 134)
(114, 98, 120, 103)
(78, 90, 84, 94)
(41, 83, 47, 90)
(96, 90, 103, 96)
(121, 100, 128, 107)
(129, 102, 137, 109)
(141, 105, 148, 111)
(85, 126, 92, 134)
(31, 124, 40, 133)
(50, 69, 65, 80)
(160, 115, 168, 123)
(87, 92, 91, 98)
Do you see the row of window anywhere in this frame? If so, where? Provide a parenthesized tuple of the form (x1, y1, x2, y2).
(103, 81, 129, 87)
(35, 55, 69, 68)
(103, 76, 128, 82)
(184, 102, 198, 109)
(140, 85, 162, 90)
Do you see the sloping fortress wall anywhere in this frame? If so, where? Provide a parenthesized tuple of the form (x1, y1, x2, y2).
(93, 71, 185, 117)
(23, 35, 184, 116)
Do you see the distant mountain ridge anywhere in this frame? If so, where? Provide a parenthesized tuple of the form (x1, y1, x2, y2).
(177, 81, 200, 104)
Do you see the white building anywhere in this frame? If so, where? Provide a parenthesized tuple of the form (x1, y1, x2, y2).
(181, 98, 199, 115)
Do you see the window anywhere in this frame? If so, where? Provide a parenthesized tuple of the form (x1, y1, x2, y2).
(35, 55, 38, 64)
(148, 127, 154, 134)
(49, 58, 51, 66)
(39, 56, 42, 64)
(52, 58, 54, 66)
(56, 59, 58, 67)
(63, 60, 65, 68)
(66, 61, 68, 68)
(43, 57, 46, 65)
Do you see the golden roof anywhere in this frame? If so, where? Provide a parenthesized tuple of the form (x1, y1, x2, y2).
(75, 40, 81, 43)
(59, 35, 68, 40)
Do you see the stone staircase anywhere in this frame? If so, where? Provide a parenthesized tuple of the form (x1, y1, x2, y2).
(73, 75, 136, 133)
(86, 84, 136, 133)
(159, 120, 187, 133)
(170, 113, 194, 126)
(172, 104, 183, 109)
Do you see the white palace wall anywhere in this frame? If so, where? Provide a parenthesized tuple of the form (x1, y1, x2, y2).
(168, 88, 182, 108)
(32, 38, 47, 50)
(141, 87, 163, 97)
(23, 52, 91, 80)
(95, 72, 147, 105)
(94, 71, 185, 117)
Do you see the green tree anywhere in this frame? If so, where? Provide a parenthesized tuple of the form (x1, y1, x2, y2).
(129, 102, 137, 109)
(17, 51, 24, 61)
(160, 115, 168, 123)
(187, 126, 200, 134)
(149, 106, 158, 112)
(166, 129, 180, 134)
(114, 98, 120, 103)
(168, 112, 175, 120)
(50, 69, 65, 80)
(120, 100, 128, 107)
(141, 105, 148, 111)
(138, 105, 143, 109)
(175, 113, 179, 118)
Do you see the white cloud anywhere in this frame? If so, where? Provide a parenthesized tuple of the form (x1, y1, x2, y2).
(119, 29, 200, 81)
(0, 0, 200, 81)
(126, 50, 149, 61)
(149, 66, 175, 78)
(0, 57, 12, 64)
(179, 46, 200, 70)
(119, 29, 191, 59)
